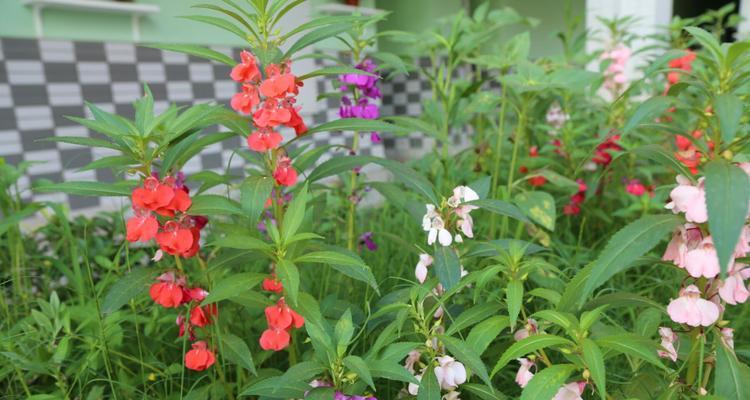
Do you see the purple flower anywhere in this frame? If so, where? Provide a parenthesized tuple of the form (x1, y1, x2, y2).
(359, 231, 377, 251)
(339, 59, 382, 143)
(370, 132, 381, 143)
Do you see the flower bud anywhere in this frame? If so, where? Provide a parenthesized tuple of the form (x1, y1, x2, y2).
(582, 369, 591, 380)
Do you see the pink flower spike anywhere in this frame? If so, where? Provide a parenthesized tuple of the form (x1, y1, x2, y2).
(667, 285, 720, 327)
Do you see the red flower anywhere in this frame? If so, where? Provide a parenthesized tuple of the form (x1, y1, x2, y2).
(563, 203, 581, 215)
(529, 146, 539, 157)
(185, 341, 215, 371)
(247, 128, 283, 152)
(667, 50, 696, 84)
(592, 134, 621, 166)
(253, 98, 292, 128)
(260, 73, 297, 98)
(529, 175, 546, 187)
(156, 220, 195, 256)
(149, 272, 186, 308)
(231, 84, 260, 115)
(132, 177, 174, 211)
(273, 156, 298, 187)
(265, 299, 304, 330)
(625, 179, 646, 196)
(259, 328, 291, 351)
(126, 210, 159, 242)
(231, 50, 261, 83)
(189, 304, 218, 327)
(285, 106, 307, 136)
(262, 275, 284, 293)
(184, 287, 209, 303)
(155, 188, 192, 217)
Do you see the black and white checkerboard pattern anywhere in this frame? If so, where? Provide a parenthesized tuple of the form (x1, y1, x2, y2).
(0, 37, 481, 213)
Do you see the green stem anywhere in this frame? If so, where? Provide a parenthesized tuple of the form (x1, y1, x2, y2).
(501, 107, 526, 237)
(489, 88, 508, 236)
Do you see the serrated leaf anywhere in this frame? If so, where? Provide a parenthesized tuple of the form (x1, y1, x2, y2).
(714, 93, 743, 143)
(145, 43, 235, 65)
(101, 267, 154, 314)
(580, 214, 681, 305)
(465, 199, 530, 224)
(715, 340, 747, 400)
(622, 96, 673, 134)
(434, 246, 461, 291)
(631, 144, 694, 182)
(277, 259, 300, 306)
(439, 335, 492, 387)
(520, 364, 577, 400)
(202, 272, 265, 305)
(492, 334, 574, 376)
(343, 355, 375, 390)
(466, 316, 509, 356)
(298, 66, 378, 81)
(506, 279, 524, 330)
(596, 334, 666, 370)
(221, 333, 256, 375)
(417, 366, 441, 400)
(35, 181, 135, 197)
(705, 160, 750, 276)
(369, 360, 420, 384)
(582, 339, 606, 399)
(446, 302, 503, 335)
(240, 175, 274, 223)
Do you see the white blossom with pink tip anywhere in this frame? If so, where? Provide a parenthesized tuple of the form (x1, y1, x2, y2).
(434, 356, 467, 391)
(552, 382, 586, 400)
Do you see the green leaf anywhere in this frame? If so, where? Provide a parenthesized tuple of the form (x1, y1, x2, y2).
(0, 204, 43, 236)
(705, 159, 750, 276)
(35, 181, 135, 197)
(307, 155, 377, 183)
(685, 26, 724, 65)
(334, 309, 354, 355)
(520, 364, 577, 400)
(369, 360, 420, 384)
(515, 191, 556, 231)
(492, 334, 574, 376)
(163, 131, 236, 173)
(189, 194, 243, 215)
(343, 355, 375, 390)
(715, 340, 747, 400)
(210, 234, 272, 253)
(284, 23, 352, 58)
(580, 214, 681, 305)
(531, 310, 578, 333)
(714, 93, 743, 143)
(462, 383, 507, 400)
(434, 246, 461, 291)
(144, 43, 235, 66)
(583, 292, 665, 312)
(41, 136, 120, 151)
(466, 316, 509, 356)
(101, 267, 154, 314)
(446, 302, 503, 335)
(631, 144, 694, 182)
(596, 334, 666, 370)
(281, 185, 307, 242)
(582, 339, 606, 399)
(277, 259, 300, 306)
(202, 272, 265, 305)
(439, 335, 493, 387)
(293, 144, 340, 172)
(375, 158, 438, 204)
(465, 199, 530, 224)
(240, 176, 274, 223)
(622, 96, 673, 135)
(181, 15, 247, 41)
(417, 366, 441, 400)
(295, 249, 378, 292)
(221, 333, 256, 375)
(78, 155, 137, 172)
(506, 279, 524, 330)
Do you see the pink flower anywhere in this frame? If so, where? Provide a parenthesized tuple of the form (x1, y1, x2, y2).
(734, 225, 750, 258)
(657, 327, 678, 362)
(721, 327, 734, 349)
(662, 224, 703, 268)
(455, 206, 474, 239)
(447, 186, 479, 208)
(415, 253, 433, 283)
(407, 373, 421, 395)
(552, 382, 586, 400)
(667, 285, 720, 327)
(515, 358, 534, 388)
(625, 179, 646, 196)
(247, 128, 283, 152)
(434, 356, 466, 390)
(683, 237, 720, 279)
(230, 84, 260, 115)
(718, 265, 750, 305)
(404, 350, 421, 373)
(665, 176, 707, 223)
(514, 318, 539, 341)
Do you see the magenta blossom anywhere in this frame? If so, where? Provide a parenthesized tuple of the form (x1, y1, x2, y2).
(359, 231, 377, 252)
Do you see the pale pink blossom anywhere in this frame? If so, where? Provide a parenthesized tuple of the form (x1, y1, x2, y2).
(447, 186, 479, 209)
(423, 205, 452, 246)
(546, 102, 569, 133)
(415, 254, 433, 283)
(718, 265, 750, 305)
(455, 206, 474, 239)
(514, 318, 539, 341)
(434, 356, 467, 390)
(515, 358, 535, 388)
(667, 285, 720, 327)
(662, 224, 702, 268)
(657, 327, 678, 362)
(408, 373, 422, 395)
(721, 327, 734, 349)
(404, 350, 421, 373)
(683, 237, 720, 279)
(552, 382, 586, 400)
(665, 176, 707, 223)
(734, 225, 750, 258)
(442, 391, 461, 400)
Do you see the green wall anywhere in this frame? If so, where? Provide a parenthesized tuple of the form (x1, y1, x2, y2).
(0, 0, 250, 45)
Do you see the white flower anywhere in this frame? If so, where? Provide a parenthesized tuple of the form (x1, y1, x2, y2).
(448, 186, 479, 209)
(415, 253, 433, 283)
(455, 206, 474, 238)
(434, 356, 467, 390)
(442, 391, 461, 400)
(423, 204, 452, 246)
(408, 373, 422, 395)
(657, 327, 678, 362)
(404, 350, 421, 373)
(552, 382, 586, 400)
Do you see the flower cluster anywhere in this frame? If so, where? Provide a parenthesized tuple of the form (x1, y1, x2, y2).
(601, 44, 630, 91)
(230, 50, 305, 187)
(126, 175, 207, 258)
(658, 169, 750, 360)
(339, 59, 382, 143)
(591, 134, 622, 167)
(407, 355, 467, 399)
(563, 179, 587, 216)
(149, 271, 217, 371)
(666, 49, 697, 88)
(422, 186, 479, 247)
(259, 298, 304, 351)
(674, 129, 709, 174)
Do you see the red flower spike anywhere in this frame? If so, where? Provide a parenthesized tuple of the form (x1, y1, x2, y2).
(155, 188, 192, 217)
(253, 98, 292, 128)
(286, 107, 307, 136)
(185, 341, 216, 371)
(126, 210, 159, 242)
(260, 328, 291, 351)
(259, 72, 297, 98)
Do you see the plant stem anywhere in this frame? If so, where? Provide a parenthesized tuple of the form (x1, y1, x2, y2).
(490, 88, 508, 236)
(501, 106, 526, 237)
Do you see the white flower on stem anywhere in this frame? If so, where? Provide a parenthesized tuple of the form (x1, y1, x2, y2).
(515, 358, 534, 388)
(657, 327, 678, 362)
(415, 254, 433, 283)
(447, 186, 479, 209)
(423, 204, 452, 246)
(434, 356, 467, 390)
(407, 373, 422, 395)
